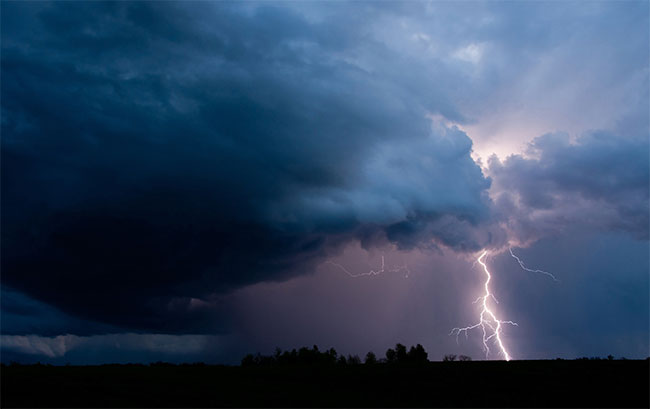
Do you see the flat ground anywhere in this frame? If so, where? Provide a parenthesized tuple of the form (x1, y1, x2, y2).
(1, 360, 648, 407)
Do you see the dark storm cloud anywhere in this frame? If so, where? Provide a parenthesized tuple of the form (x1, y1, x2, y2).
(489, 132, 649, 245)
(2, 1, 648, 342)
(1, 2, 493, 333)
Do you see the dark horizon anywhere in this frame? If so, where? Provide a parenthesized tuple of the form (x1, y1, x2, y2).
(2, 341, 648, 367)
(3, 358, 648, 407)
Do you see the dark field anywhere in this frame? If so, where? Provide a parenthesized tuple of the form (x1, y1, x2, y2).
(1, 360, 648, 408)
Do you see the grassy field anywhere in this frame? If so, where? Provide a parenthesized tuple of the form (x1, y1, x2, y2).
(1, 360, 648, 407)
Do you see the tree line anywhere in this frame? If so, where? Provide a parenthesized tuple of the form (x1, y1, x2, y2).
(241, 343, 431, 366)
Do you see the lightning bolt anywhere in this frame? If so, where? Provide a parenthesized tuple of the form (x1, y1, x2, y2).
(450, 250, 517, 361)
(509, 248, 559, 282)
(326, 254, 410, 278)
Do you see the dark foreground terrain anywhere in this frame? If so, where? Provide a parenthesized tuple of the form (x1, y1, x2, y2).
(1, 360, 648, 407)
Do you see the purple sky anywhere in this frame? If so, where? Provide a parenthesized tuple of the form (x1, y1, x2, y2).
(1, 1, 648, 364)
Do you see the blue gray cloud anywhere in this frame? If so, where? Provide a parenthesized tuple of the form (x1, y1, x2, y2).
(1, 333, 224, 364)
(489, 131, 649, 245)
(1, 1, 647, 349)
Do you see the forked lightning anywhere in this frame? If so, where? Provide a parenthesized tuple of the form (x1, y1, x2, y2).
(509, 248, 559, 282)
(326, 254, 410, 278)
(450, 250, 517, 361)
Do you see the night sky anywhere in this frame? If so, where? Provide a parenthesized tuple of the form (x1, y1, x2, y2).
(1, 1, 648, 364)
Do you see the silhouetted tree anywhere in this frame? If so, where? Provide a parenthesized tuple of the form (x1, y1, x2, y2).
(443, 354, 457, 362)
(241, 354, 256, 366)
(348, 355, 361, 365)
(258, 354, 275, 366)
(459, 355, 472, 361)
(385, 348, 397, 363)
(298, 347, 311, 363)
(326, 348, 338, 364)
(337, 355, 347, 365)
(395, 343, 408, 362)
(277, 350, 294, 365)
(365, 351, 377, 365)
(407, 344, 428, 363)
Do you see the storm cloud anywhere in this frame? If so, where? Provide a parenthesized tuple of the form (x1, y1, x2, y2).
(489, 131, 649, 246)
(2, 2, 495, 332)
(1, 0, 647, 349)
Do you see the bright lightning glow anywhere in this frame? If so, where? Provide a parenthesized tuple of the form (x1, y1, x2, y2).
(326, 254, 410, 278)
(509, 248, 559, 282)
(450, 250, 517, 361)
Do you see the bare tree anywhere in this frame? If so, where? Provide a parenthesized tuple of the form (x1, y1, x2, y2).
(443, 354, 457, 362)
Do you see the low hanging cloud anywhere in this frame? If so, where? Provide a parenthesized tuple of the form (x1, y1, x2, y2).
(0, 333, 221, 362)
